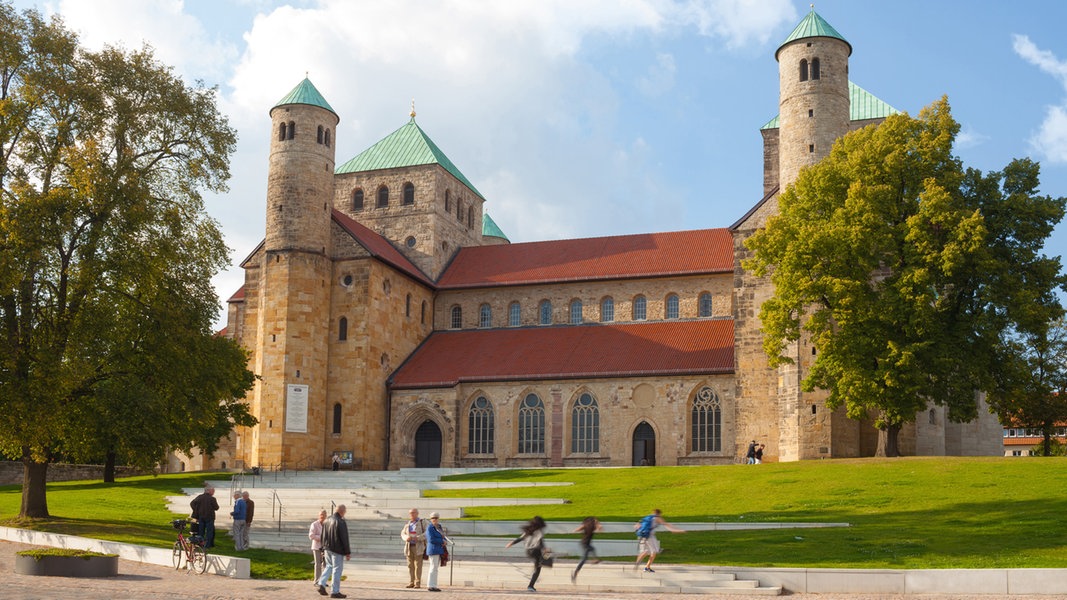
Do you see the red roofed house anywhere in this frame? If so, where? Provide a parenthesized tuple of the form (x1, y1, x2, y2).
(216, 9, 1001, 472)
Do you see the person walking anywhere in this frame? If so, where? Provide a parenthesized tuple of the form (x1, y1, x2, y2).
(425, 512, 449, 592)
(505, 516, 548, 592)
(401, 508, 427, 589)
(745, 440, 758, 464)
(317, 505, 351, 599)
(242, 491, 255, 550)
(754, 444, 765, 464)
(571, 516, 602, 583)
(634, 509, 684, 573)
(308, 510, 327, 586)
(189, 486, 218, 548)
(230, 492, 248, 551)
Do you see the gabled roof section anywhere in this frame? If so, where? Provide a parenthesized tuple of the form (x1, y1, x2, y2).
(730, 185, 779, 231)
(482, 212, 509, 241)
(336, 118, 484, 199)
(227, 286, 246, 303)
(273, 77, 336, 117)
(331, 209, 433, 286)
(437, 229, 734, 289)
(390, 320, 734, 389)
(776, 9, 851, 59)
(760, 81, 899, 130)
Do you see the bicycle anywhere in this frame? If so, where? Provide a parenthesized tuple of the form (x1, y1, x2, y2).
(171, 519, 208, 573)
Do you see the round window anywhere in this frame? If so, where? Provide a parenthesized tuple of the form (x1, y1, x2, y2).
(405, 236, 416, 248)
(342, 274, 353, 286)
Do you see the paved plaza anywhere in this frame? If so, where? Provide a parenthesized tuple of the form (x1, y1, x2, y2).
(3, 541, 1062, 600)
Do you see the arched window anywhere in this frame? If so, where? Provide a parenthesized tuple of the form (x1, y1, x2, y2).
(352, 189, 364, 211)
(377, 185, 389, 208)
(539, 300, 552, 325)
(468, 396, 494, 454)
(518, 393, 545, 454)
(278, 122, 287, 141)
(467, 206, 473, 229)
(445, 190, 451, 213)
(406, 294, 412, 318)
(665, 294, 679, 319)
(633, 295, 647, 321)
(479, 303, 492, 328)
(457, 199, 463, 223)
(287, 121, 295, 139)
(403, 182, 415, 205)
(691, 386, 722, 452)
(324, 128, 331, 147)
(799, 59, 809, 82)
(338, 317, 348, 341)
(699, 292, 713, 317)
(601, 297, 614, 322)
(571, 393, 599, 453)
(317, 125, 324, 144)
(569, 299, 583, 324)
(450, 305, 462, 329)
(508, 302, 521, 327)
(332, 403, 342, 435)
(811, 57, 820, 80)
(421, 300, 427, 325)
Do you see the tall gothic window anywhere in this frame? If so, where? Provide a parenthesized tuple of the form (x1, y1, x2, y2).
(352, 189, 364, 211)
(699, 292, 713, 317)
(332, 403, 342, 435)
(518, 393, 545, 454)
(377, 185, 389, 208)
(569, 299, 583, 324)
(403, 182, 415, 205)
(539, 300, 552, 325)
(571, 393, 599, 453)
(665, 294, 679, 319)
(601, 297, 614, 322)
(479, 303, 492, 328)
(468, 396, 495, 454)
(633, 295, 647, 321)
(338, 317, 348, 341)
(691, 386, 722, 452)
(508, 302, 521, 327)
(450, 305, 462, 329)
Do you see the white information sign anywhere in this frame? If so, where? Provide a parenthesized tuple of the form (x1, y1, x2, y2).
(285, 384, 309, 433)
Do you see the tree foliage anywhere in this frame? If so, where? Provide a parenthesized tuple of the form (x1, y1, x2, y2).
(745, 98, 1066, 455)
(0, 3, 255, 516)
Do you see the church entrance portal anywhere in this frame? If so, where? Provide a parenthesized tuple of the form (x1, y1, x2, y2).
(415, 420, 442, 468)
(632, 422, 656, 466)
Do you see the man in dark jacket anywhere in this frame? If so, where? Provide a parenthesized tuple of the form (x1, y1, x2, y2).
(316, 505, 351, 598)
(189, 486, 219, 548)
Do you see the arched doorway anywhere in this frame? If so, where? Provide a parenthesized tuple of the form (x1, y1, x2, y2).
(414, 420, 442, 468)
(632, 422, 656, 466)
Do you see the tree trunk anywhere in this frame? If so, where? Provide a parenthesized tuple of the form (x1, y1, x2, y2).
(103, 448, 116, 483)
(20, 457, 50, 518)
(876, 423, 903, 457)
(1043, 432, 1053, 457)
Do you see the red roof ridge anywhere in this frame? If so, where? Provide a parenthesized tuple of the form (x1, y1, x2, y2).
(227, 286, 246, 303)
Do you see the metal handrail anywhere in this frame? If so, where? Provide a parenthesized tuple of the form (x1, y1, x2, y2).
(270, 489, 283, 532)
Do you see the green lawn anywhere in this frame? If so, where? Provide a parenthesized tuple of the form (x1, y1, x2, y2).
(1, 457, 1066, 574)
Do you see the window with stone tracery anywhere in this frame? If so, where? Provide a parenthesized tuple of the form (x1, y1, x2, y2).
(571, 393, 599, 453)
(691, 387, 722, 452)
(468, 396, 494, 454)
(518, 394, 545, 454)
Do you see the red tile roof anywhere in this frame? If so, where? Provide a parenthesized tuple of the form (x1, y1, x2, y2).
(331, 209, 433, 286)
(437, 229, 734, 289)
(227, 286, 246, 302)
(390, 319, 734, 389)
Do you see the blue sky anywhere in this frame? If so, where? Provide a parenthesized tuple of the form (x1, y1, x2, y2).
(12, 1, 1067, 325)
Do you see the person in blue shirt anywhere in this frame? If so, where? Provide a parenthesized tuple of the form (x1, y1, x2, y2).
(230, 492, 248, 551)
(425, 512, 450, 592)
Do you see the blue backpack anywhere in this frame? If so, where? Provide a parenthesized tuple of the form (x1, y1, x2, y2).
(635, 514, 655, 538)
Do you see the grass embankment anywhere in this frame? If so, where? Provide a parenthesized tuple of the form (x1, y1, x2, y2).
(426, 457, 1067, 569)
(0, 472, 308, 579)
(0, 458, 1065, 574)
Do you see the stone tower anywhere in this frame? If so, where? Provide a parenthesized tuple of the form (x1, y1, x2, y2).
(249, 78, 340, 467)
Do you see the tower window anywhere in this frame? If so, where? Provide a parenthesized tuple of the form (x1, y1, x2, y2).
(324, 128, 331, 147)
(278, 122, 287, 141)
(808, 109, 814, 118)
(338, 317, 348, 341)
(352, 189, 364, 211)
(377, 185, 389, 208)
(809, 144, 815, 153)
(403, 182, 415, 205)
(811, 58, 820, 80)
(288, 121, 295, 139)
(457, 199, 463, 223)
(799, 59, 808, 82)
(467, 206, 473, 229)
(333, 403, 342, 434)
(445, 190, 451, 213)
(317, 125, 324, 144)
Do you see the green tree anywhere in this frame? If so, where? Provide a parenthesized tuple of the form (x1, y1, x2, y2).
(745, 98, 1066, 456)
(0, 3, 254, 516)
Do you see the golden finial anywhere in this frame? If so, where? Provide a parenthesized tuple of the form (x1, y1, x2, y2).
(410, 99, 416, 119)
(810, 3, 814, 9)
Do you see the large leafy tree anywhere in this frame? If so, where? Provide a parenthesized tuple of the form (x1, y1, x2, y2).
(746, 98, 1066, 456)
(0, 4, 255, 516)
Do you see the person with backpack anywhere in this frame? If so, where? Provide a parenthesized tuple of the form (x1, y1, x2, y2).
(571, 516, 602, 583)
(505, 516, 549, 592)
(634, 508, 684, 572)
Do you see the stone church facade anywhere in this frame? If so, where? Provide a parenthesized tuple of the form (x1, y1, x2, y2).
(213, 9, 1001, 472)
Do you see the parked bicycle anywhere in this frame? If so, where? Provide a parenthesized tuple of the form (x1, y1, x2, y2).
(171, 518, 208, 573)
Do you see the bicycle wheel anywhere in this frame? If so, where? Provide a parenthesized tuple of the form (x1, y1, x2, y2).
(172, 541, 184, 569)
(191, 544, 208, 574)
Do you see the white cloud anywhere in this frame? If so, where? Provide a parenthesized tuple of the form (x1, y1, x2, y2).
(684, 0, 797, 49)
(955, 125, 989, 150)
(637, 53, 677, 97)
(1013, 34, 1067, 164)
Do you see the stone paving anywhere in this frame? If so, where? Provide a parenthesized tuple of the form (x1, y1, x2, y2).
(3, 541, 1060, 600)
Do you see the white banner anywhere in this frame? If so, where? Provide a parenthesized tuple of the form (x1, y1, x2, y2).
(285, 384, 309, 433)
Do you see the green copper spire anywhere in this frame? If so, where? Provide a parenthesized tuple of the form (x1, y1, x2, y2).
(273, 77, 337, 116)
(776, 8, 851, 59)
(482, 212, 509, 241)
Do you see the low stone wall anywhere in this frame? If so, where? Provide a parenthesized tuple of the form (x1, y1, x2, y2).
(0, 462, 142, 485)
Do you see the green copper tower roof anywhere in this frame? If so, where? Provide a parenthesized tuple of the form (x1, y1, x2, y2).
(273, 78, 337, 116)
(776, 8, 851, 59)
(760, 81, 899, 130)
(336, 118, 484, 199)
(482, 212, 509, 241)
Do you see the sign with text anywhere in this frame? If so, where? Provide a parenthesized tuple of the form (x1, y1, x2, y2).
(285, 384, 309, 433)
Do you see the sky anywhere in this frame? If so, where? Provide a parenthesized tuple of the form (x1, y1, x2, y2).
(11, 0, 1067, 327)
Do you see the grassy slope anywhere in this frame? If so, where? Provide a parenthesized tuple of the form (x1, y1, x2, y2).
(428, 457, 1067, 569)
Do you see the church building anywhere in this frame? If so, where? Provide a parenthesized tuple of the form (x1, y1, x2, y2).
(216, 9, 1003, 472)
